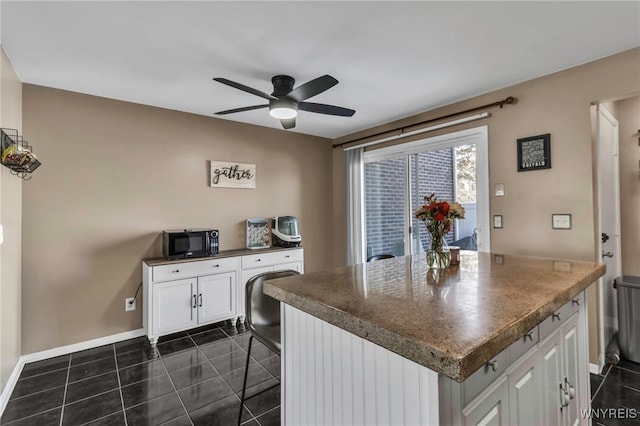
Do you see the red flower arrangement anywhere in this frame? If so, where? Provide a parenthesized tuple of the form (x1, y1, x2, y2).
(414, 194, 465, 267)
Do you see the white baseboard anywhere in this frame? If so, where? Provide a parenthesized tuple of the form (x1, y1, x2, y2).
(0, 357, 25, 418)
(590, 362, 601, 375)
(20, 328, 146, 364)
(1, 328, 146, 417)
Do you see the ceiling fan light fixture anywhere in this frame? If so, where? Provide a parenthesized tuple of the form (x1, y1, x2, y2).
(269, 100, 298, 119)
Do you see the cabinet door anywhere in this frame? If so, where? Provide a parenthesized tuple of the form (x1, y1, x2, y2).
(562, 313, 581, 426)
(463, 377, 509, 426)
(198, 272, 236, 325)
(153, 278, 197, 335)
(508, 349, 539, 426)
(538, 329, 563, 426)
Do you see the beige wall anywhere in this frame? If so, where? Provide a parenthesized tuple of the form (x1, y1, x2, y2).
(22, 85, 332, 353)
(617, 95, 640, 276)
(332, 48, 640, 364)
(0, 48, 23, 391)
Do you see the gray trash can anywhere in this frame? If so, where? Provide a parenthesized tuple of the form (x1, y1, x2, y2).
(615, 275, 640, 363)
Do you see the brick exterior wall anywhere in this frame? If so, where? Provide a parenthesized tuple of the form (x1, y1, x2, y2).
(364, 157, 405, 258)
(365, 149, 455, 259)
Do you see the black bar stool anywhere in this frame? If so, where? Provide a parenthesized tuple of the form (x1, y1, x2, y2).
(237, 269, 300, 425)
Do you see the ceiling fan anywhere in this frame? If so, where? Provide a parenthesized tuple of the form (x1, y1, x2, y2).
(213, 74, 355, 129)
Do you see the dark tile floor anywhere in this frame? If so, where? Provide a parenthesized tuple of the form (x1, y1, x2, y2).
(7, 323, 636, 426)
(1, 321, 280, 426)
(590, 358, 640, 425)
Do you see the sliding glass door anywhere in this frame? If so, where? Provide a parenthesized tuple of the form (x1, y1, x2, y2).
(363, 126, 489, 258)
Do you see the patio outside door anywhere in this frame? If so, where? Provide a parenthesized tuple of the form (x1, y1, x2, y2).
(363, 126, 490, 260)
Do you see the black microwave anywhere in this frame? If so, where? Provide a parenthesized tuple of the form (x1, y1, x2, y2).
(162, 229, 219, 260)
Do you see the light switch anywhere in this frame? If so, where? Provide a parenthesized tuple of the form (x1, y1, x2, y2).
(552, 214, 572, 229)
(494, 183, 505, 197)
(493, 215, 503, 229)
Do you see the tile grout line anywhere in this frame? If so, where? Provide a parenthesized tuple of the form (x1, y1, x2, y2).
(58, 355, 72, 426)
(592, 362, 614, 401)
(220, 323, 282, 422)
(199, 323, 261, 424)
(113, 344, 129, 426)
(254, 404, 281, 425)
(160, 334, 196, 426)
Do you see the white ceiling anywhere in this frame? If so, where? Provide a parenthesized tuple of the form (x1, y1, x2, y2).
(1, 1, 639, 139)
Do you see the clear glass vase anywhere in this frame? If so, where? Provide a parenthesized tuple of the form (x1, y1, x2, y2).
(426, 231, 451, 269)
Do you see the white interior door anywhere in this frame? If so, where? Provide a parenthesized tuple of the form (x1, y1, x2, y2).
(597, 105, 622, 368)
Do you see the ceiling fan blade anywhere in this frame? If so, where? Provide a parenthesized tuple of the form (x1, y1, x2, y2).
(213, 78, 277, 101)
(280, 118, 296, 129)
(214, 104, 268, 115)
(288, 75, 338, 101)
(299, 102, 355, 117)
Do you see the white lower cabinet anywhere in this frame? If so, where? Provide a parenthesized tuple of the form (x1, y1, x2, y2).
(143, 248, 303, 346)
(539, 326, 563, 426)
(198, 272, 236, 324)
(462, 377, 509, 426)
(152, 278, 198, 335)
(539, 312, 582, 426)
(441, 291, 588, 426)
(150, 271, 236, 344)
(508, 348, 540, 426)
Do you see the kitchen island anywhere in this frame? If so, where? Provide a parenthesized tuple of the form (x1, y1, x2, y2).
(264, 251, 605, 426)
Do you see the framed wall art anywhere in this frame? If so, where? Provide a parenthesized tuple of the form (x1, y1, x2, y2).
(209, 160, 256, 189)
(517, 133, 551, 172)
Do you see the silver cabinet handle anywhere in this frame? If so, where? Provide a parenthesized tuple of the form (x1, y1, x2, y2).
(256, 258, 261, 262)
(172, 269, 180, 273)
(198, 294, 203, 307)
(602, 251, 614, 258)
(192, 295, 197, 309)
(213, 264, 219, 268)
(285, 255, 290, 258)
(525, 331, 534, 341)
(560, 384, 570, 408)
(572, 299, 580, 306)
(553, 312, 561, 321)
(565, 377, 575, 399)
(486, 360, 498, 372)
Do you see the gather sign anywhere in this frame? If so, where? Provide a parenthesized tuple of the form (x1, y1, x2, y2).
(209, 160, 256, 189)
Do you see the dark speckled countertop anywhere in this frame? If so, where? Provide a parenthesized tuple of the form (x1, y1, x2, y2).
(263, 251, 605, 382)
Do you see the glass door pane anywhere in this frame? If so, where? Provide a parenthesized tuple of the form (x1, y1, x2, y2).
(364, 156, 407, 259)
(410, 144, 478, 254)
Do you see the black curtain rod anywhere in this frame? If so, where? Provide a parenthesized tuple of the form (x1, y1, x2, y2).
(332, 96, 517, 149)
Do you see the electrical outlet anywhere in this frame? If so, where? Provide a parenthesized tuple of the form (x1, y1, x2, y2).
(552, 214, 572, 229)
(125, 297, 136, 312)
(493, 215, 503, 228)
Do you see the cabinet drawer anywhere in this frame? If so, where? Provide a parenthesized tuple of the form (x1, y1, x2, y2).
(241, 249, 303, 269)
(153, 257, 239, 282)
(508, 326, 538, 366)
(539, 292, 583, 342)
(462, 349, 507, 406)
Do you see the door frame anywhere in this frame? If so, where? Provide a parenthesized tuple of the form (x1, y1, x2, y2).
(596, 104, 622, 371)
(362, 125, 490, 254)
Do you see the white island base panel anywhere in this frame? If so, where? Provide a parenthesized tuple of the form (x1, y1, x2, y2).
(281, 304, 440, 426)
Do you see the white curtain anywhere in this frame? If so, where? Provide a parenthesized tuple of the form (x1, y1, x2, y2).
(345, 147, 365, 265)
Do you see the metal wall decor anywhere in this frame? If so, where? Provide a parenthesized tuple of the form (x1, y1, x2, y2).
(1, 128, 41, 180)
(517, 133, 551, 172)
